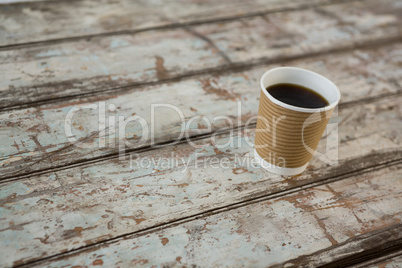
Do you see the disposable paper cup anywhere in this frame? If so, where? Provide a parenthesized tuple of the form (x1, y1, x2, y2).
(254, 67, 341, 176)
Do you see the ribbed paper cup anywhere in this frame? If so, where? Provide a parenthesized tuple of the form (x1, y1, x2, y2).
(254, 67, 341, 176)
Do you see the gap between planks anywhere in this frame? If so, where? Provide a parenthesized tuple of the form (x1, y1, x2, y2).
(0, 0, 362, 51)
(13, 160, 402, 268)
(281, 225, 402, 267)
(1, 34, 401, 113)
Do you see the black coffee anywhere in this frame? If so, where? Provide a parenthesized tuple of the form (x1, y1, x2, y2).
(266, 83, 329, 108)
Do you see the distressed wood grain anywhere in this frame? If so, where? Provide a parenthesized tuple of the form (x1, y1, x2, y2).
(2, 1, 401, 267)
(0, 0, 343, 47)
(362, 253, 402, 268)
(0, 94, 400, 267)
(1, 42, 402, 180)
(25, 164, 402, 267)
(1, 0, 402, 109)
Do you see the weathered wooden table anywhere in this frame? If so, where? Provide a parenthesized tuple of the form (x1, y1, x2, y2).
(1, 0, 402, 267)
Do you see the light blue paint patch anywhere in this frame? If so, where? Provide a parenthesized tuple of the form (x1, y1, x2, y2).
(0, 182, 30, 199)
(367, 76, 378, 84)
(47, 225, 190, 267)
(48, 173, 57, 182)
(3, 202, 25, 214)
(194, 146, 215, 156)
(36, 50, 63, 58)
(143, 68, 156, 77)
(187, 118, 205, 130)
(133, 194, 158, 202)
(0, 207, 7, 216)
(249, 172, 264, 182)
(110, 39, 130, 49)
(0, 228, 23, 249)
(192, 39, 207, 49)
(105, 157, 156, 179)
(22, 196, 41, 207)
(60, 211, 103, 231)
(213, 136, 251, 153)
(46, 105, 79, 117)
(90, 54, 110, 75)
(174, 191, 189, 204)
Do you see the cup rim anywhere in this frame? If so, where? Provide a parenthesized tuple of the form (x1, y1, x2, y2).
(260, 67, 341, 113)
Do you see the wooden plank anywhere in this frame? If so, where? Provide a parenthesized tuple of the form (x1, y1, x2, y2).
(1, 42, 402, 180)
(0, 0, 341, 47)
(24, 164, 402, 267)
(1, 0, 402, 109)
(0, 94, 401, 267)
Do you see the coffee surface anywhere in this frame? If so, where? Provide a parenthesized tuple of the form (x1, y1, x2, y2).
(266, 83, 329, 109)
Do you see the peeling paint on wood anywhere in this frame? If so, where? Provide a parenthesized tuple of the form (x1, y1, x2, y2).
(280, 225, 402, 267)
(0, 95, 400, 266)
(1, 0, 401, 108)
(1, 43, 402, 180)
(26, 164, 402, 267)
